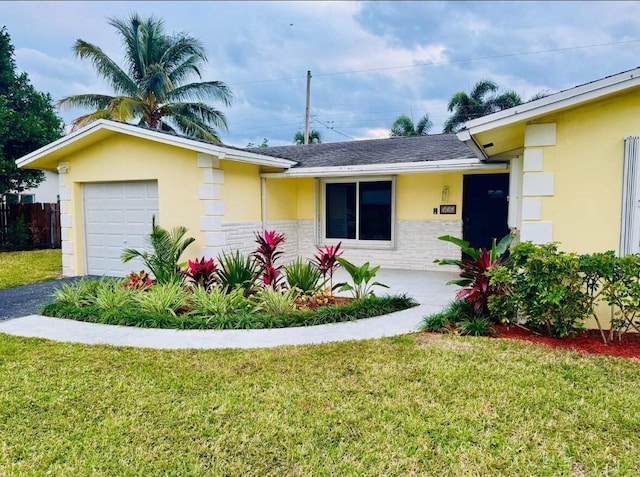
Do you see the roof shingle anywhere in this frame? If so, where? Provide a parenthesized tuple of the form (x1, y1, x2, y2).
(248, 134, 475, 168)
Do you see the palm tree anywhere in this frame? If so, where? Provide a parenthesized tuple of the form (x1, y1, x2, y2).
(443, 80, 522, 133)
(390, 113, 432, 137)
(294, 129, 322, 144)
(58, 14, 232, 142)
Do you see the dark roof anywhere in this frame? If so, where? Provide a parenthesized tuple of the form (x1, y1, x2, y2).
(248, 134, 475, 168)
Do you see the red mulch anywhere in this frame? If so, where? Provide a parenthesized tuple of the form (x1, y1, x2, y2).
(494, 325, 640, 359)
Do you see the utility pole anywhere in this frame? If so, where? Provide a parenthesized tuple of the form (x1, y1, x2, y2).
(304, 70, 311, 145)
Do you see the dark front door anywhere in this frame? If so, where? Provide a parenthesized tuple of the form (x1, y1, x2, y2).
(462, 174, 510, 250)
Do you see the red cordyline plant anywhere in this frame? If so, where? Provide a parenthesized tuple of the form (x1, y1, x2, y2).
(313, 242, 343, 289)
(435, 234, 513, 315)
(184, 257, 218, 289)
(252, 230, 286, 289)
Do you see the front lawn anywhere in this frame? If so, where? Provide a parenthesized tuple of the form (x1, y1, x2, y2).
(0, 249, 61, 289)
(0, 333, 638, 475)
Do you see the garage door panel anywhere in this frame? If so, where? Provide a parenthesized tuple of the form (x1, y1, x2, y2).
(84, 181, 158, 277)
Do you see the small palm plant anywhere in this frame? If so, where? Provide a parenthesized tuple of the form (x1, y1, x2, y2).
(121, 216, 195, 285)
(335, 257, 388, 299)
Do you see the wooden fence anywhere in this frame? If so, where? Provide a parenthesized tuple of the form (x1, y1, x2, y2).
(0, 202, 61, 249)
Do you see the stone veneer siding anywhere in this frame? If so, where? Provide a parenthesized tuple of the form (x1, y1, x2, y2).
(220, 219, 461, 271)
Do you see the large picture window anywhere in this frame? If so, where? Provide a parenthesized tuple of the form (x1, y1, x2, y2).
(324, 179, 393, 242)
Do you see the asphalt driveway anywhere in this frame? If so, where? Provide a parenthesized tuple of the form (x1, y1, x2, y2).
(0, 278, 85, 321)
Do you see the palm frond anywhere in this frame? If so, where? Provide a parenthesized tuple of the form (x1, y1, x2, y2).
(170, 112, 221, 143)
(166, 81, 232, 106)
(415, 114, 432, 135)
(57, 94, 115, 110)
(73, 39, 138, 95)
(166, 101, 229, 130)
(160, 35, 207, 73)
(69, 109, 113, 131)
(390, 114, 416, 137)
(470, 80, 498, 101)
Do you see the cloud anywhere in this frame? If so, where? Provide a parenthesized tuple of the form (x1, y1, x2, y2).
(1, 1, 639, 146)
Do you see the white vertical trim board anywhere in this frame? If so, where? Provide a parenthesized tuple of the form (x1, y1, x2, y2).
(508, 156, 523, 229)
(620, 136, 640, 255)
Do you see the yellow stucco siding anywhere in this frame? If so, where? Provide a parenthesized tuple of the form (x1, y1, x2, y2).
(220, 161, 262, 223)
(397, 173, 463, 220)
(266, 178, 298, 221)
(60, 134, 202, 274)
(536, 91, 640, 253)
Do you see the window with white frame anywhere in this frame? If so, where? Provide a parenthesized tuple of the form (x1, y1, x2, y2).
(323, 178, 394, 242)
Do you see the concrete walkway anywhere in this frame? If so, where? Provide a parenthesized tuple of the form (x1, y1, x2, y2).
(0, 269, 457, 349)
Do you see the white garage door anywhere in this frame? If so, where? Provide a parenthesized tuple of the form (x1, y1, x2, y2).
(83, 181, 159, 277)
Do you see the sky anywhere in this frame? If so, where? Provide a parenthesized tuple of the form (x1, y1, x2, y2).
(1, 1, 640, 147)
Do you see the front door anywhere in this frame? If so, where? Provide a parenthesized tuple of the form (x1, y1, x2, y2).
(462, 174, 510, 250)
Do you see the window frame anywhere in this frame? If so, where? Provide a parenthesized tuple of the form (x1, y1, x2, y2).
(320, 176, 396, 249)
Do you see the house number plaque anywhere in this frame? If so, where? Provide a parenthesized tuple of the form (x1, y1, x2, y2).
(439, 204, 457, 215)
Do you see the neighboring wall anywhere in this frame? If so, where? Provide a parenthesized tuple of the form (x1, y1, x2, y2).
(520, 90, 640, 253)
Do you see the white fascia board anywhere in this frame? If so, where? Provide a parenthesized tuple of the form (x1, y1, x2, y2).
(260, 158, 507, 178)
(462, 68, 640, 134)
(17, 119, 295, 169)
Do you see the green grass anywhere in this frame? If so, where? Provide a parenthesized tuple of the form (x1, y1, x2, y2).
(0, 333, 639, 476)
(0, 249, 61, 289)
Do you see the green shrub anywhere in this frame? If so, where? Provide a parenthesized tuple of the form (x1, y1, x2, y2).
(284, 258, 323, 294)
(42, 294, 416, 330)
(190, 286, 258, 317)
(457, 317, 494, 337)
(420, 300, 477, 333)
(94, 280, 137, 311)
(216, 250, 259, 296)
(121, 216, 195, 285)
(504, 242, 589, 338)
(52, 279, 101, 307)
(135, 282, 189, 316)
(253, 287, 298, 315)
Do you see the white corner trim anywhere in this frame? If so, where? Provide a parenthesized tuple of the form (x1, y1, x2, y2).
(520, 221, 553, 244)
(523, 173, 555, 196)
(522, 197, 542, 220)
(524, 124, 556, 147)
(523, 149, 544, 171)
(198, 184, 221, 200)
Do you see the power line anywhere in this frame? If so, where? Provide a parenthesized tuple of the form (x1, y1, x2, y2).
(312, 118, 354, 140)
(230, 38, 640, 86)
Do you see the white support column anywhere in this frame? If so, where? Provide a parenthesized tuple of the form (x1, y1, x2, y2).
(197, 153, 226, 258)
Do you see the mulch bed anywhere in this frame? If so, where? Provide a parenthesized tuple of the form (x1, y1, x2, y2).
(494, 325, 640, 359)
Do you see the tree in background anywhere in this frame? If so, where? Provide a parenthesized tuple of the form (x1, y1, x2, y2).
(443, 80, 523, 133)
(0, 27, 64, 197)
(58, 14, 232, 142)
(294, 130, 322, 144)
(247, 138, 269, 148)
(390, 113, 432, 137)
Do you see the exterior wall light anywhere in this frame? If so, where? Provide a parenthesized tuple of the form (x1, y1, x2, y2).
(56, 162, 70, 174)
(441, 185, 449, 202)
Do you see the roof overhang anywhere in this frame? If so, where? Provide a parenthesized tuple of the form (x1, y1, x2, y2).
(260, 158, 507, 178)
(458, 67, 640, 137)
(16, 119, 296, 170)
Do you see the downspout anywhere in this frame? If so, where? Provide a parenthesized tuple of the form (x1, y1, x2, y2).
(261, 177, 267, 231)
